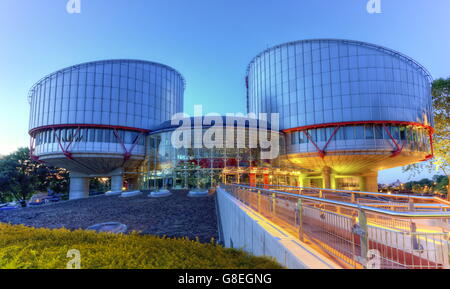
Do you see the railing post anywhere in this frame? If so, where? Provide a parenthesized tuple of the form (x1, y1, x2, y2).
(358, 209, 369, 267)
(445, 208, 450, 225)
(447, 233, 450, 269)
(410, 222, 421, 251)
(336, 205, 341, 215)
(257, 190, 261, 212)
(351, 193, 356, 204)
(272, 193, 276, 215)
(408, 198, 415, 211)
(298, 199, 304, 242)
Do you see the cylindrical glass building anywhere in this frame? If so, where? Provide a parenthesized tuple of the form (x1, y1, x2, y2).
(28, 59, 185, 199)
(246, 39, 434, 191)
(138, 116, 291, 191)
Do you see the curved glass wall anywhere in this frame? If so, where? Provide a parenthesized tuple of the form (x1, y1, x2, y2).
(247, 39, 433, 131)
(34, 128, 145, 146)
(33, 127, 146, 157)
(29, 60, 185, 132)
(138, 128, 297, 190)
(287, 124, 431, 154)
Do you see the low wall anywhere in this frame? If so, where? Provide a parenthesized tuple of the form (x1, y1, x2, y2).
(216, 187, 340, 269)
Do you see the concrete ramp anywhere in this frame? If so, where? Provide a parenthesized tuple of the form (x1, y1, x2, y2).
(217, 187, 341, 269)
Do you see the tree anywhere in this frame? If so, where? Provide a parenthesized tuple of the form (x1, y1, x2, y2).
(433, 175, 449, 193)
(90, 177, 111, 193)
(0, 174, 13, 204)
(404, 78, 450, 199)
(0, 148, 38, 206)
(431, 78, 450, 197)
(0, 147, 69, 206)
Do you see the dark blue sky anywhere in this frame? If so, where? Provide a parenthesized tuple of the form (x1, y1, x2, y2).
(0, 0, 448, 183)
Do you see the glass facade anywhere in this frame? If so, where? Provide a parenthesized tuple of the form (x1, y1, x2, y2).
(247, 39, 433, 130)
(28, 60, 184, 175)
(287, 123, 431, 153)
(29, 60, 185, 132)
(26, 46, 434, 193)
(34, 128, 145, 146)
(137, 124, 296, 190)
(245, 39, 434, 190)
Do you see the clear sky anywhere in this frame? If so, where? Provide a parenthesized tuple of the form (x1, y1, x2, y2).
(0, 0, 448, 183)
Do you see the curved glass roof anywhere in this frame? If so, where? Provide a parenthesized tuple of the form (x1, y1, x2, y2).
(246, 39, 432, 81)
(28, 59, 186, 103)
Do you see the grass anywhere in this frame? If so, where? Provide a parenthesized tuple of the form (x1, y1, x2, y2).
(0, 223, 283, 269)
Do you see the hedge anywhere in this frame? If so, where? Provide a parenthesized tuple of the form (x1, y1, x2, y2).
(0, 223, 283, 269)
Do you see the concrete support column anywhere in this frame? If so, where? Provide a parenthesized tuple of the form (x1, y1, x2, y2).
(330, 174, 337, 190)
(322, 167, 332, 189)
(111, 175, 124, 192)
(111, 168, 124, 192)
(359, 176, 366, 191)
(69, 174, 89, 200)
(298, 175, 305, 188)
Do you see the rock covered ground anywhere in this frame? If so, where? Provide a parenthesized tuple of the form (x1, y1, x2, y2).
(0, 190, 218, 243)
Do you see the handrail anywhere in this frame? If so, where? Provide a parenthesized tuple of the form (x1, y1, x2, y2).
(250, 183, 443, 202)
(228, 184, 450, 219)
(222, 184, 450, 269)
(435, 197, 450, 206)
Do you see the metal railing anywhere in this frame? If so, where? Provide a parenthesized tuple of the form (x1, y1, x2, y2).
(221, 184, 450, 269)
(252, 183, 450, 212)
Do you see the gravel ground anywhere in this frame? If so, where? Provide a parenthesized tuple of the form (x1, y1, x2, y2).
(0, 190, 218, 243)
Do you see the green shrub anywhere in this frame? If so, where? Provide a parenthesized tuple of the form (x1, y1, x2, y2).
(0, 224, 283, 269)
